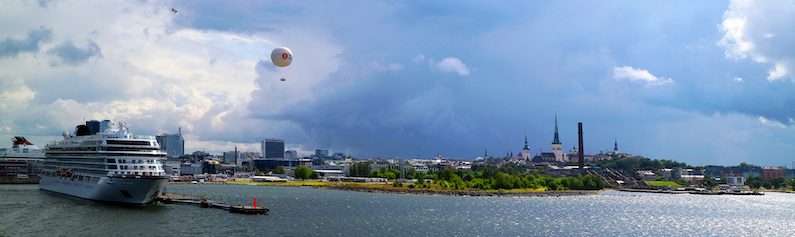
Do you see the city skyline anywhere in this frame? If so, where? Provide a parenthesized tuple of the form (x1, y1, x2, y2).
(2, 1, 795, 166)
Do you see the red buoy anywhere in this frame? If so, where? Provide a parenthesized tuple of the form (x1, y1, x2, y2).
(253, 197, 257, 208)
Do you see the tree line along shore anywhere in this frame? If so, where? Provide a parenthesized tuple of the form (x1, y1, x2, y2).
(224, 164, 606, 196)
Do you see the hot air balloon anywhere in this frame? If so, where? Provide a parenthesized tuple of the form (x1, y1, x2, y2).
(271, 47, 292, 67)
(271, 47, 292, 81)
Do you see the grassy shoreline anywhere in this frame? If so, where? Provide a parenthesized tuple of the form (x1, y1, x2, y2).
(219, 180, 598, 197)
(644, 180, 683, 188)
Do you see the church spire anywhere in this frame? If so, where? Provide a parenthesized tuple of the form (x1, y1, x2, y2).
(614, 139, 619, 152)
(552, 114, 561, 144)
(523, 133, 530, 150)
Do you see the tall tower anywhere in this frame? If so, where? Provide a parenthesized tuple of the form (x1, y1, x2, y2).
(521, 134, 531, 160)
(551, 114, 563, 162)
(613, 139, 619, 153)
(578, 122, 585, 170)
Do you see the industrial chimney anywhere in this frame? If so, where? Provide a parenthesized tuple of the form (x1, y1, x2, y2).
(578, 122, 585, 170)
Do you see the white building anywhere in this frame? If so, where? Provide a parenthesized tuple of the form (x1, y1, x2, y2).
(727, 176, 745, 187)
(636, 170, 656, 180)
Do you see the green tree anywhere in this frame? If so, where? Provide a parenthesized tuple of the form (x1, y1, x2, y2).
(448, 173, 466, 189)
(704, 177, 717, 189)
(389, 169, 403, 179)
(415, 178, 429, 188)
(462, 172, 474, 182)
(437, 168, 457, 181)
(380, 171, 396, 180)
(273, 166, 286, 174)
(294, 165, 313, 179)
(747, 177, 762, 189)
(310, 171, 320, 179)
(406, 168, 418, 179)
(350, 162, 371, 177)
(495, 172, 514, 189)
(771, 177, 786, 189)
(547, 179, 563, 190)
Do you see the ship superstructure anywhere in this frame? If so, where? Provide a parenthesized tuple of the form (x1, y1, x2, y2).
(39, 120, 167, 204)
(0, 137, 44, 178)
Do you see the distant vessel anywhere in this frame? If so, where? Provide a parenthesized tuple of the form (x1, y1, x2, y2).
(39, 120, 168, 204)
(0, 137, 45, 179)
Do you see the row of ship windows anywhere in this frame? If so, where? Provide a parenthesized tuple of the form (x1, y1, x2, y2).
(115, 171, 163, 176)
(44, 160, 162, 168)
(105, 140, 152, 146)
(49, 147, 160, 152)
(53, 140, 151, 147)
(46, 159, 164, 164)
(110, 165, 161, 171)
(42, 163, 105, 170)
(117, 159, 160, 164)
(44, 164, 162, 171)
(40, 168, 106, 176)
(47, 155, 165, 161)
(42, 171, 100, 183)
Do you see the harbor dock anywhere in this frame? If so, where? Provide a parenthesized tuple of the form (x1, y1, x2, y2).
(157, 193, 269, 215)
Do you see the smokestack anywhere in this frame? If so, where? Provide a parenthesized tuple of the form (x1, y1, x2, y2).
(578, 122, 585, 170)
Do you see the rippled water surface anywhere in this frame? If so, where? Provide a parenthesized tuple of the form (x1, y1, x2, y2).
(2, 184, 795, 236)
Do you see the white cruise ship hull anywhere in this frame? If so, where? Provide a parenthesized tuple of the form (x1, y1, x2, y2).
(39, 175, 167, 205)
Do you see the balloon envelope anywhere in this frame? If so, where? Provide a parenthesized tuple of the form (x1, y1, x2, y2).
(271, 47, 293, 67)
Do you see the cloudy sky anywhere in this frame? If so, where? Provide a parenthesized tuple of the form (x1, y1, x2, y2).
(1, 0, 794, 165)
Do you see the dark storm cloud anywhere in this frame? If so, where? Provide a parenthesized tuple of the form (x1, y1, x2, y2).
(0, 27, 52, 58)
(47, 40, 102, 65)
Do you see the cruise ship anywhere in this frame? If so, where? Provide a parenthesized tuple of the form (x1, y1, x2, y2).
(39, 120, 168, 204)
(0, 137, 44, 179)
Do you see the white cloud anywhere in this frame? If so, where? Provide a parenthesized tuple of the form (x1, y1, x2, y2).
(758, 116, 788, 128)
(0, 78, 36, 109)
(0, 0, 343, 151)
(612, 66, 673, 86)
(719, 0, 795, 81)
(370, 61, 403, 71)
(768, 63, 788, 81)
(412, 54, 425, 63)
(435, 57, 471, 76)
(733, 76, 744, 83)
(388, 63, 403, 71)
(411, 54, 471, 76)
(184, 137, 261, 154)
